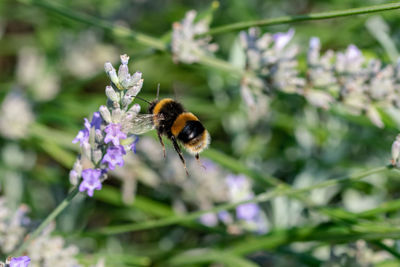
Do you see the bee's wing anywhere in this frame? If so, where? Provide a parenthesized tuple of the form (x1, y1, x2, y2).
(126, 114, 162, 135)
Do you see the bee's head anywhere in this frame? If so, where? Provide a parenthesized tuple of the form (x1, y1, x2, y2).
(148, 100, 159, 114)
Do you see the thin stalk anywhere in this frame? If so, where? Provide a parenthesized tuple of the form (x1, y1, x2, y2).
(97, 165, 391, 235)
(14, 187, 81, 255)
(17, 0, 167, 51)
(205, 2, 400, 36)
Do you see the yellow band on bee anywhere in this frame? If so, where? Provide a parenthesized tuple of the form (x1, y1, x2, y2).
(171, 112, 199, 137)
(152, 98, 174, 125)
(153, 98, 174, 116)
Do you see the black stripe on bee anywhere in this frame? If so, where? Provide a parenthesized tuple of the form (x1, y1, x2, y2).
(177, 120, 205, 143)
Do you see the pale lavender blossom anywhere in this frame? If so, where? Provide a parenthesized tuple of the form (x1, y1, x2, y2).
(10, 256, 30, 267)
(273, 28, 294, 51)
(199, 213, 218, 227)
(104, 123, 127, 146)
(218, 210, 233, 224)
(79, 169, 102, 197)
(72, 113, 102, 146)
(171, 10, 218, 63)
(91, 112, 102, 130)
(101, 145, 126, 170)
(236, 202, 260, 221)
(72, 118, 90, 146)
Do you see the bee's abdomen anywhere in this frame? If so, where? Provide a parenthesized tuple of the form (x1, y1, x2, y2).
(177, 120, 205, 142)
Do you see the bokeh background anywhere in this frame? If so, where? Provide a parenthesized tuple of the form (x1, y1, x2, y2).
(2, 0, 400, 266)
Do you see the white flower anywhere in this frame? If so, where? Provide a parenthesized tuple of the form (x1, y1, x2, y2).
(0, 91, 34, 139)
(391, 134, 400, 165)
(16, 47, 60, 102)
(171, 10, 218, 63)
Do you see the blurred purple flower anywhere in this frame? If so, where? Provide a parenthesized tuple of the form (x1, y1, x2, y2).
(72, 118, 90, 147)
(226, 174, 247, 192)
(104, 123, 127, 146)
(79, 168, 102, 197)
(236, 202, 260, 221)
(130, 136, 139, 154)
(199, 212, 218, 227)
(273, 28, 294, 51)
(102, 145, 126, 170)
(346, 44, 362, 60)
(10, 256, 30, 267)
(218, 210, 233, 224)
(309, 37, 320, 50)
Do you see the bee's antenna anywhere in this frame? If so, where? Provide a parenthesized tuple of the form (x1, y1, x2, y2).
(156, 83, 160, 101)
(134, 96, 151, 104)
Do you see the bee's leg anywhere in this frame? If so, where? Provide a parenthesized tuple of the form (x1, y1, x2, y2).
(157, 132, 166, 158)
(195, 153, 206, 170)
(171, 136, 189, 176)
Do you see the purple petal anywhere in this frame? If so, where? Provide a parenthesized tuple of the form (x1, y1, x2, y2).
(236, 202, 260, 221)
(130, 136, 139, 153)
(91, 112, 102, 130)
(10, 256, 31, 267)
(273, 28, 294, 51)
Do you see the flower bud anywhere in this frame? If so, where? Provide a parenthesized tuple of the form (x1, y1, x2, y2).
(104, 62, 120, 88)
(129, 103, 141, 114)
(72, 158, 82, 175)
(118, 63, 129, 85)
(392, 135, 400, 165)
(99, 105, 112, 124)
(82, 142, 92, 161)
(95, 129, 103, 143)
(112, 107, 122, 123)
(131, 72, 142, 84)
(105, 86, 120, 102)
(69, 169, 80, 185)
(92, 149, 103, 165)
(120, 54, 129, 65)
(122, 94, 133, 107)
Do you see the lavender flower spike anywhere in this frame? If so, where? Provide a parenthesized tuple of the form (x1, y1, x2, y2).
(102, 145, 126, 170)
(104, 123, 127, 146)
(79, 168, 102, 197)
(10, 256, 31, 267)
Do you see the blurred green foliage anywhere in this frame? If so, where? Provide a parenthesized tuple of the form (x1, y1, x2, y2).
(2, 0, 400, 266)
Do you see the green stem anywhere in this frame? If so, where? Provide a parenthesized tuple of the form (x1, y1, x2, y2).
(97, 165, 391, 235)
(205, 2, 400, 36)
(14, 187, 81, 256)
(17, 0, 167, 51)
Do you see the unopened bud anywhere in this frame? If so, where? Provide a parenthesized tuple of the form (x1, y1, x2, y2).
(95, 129, 103, 143)
(129, 103, 141, 114)
(105, 86, 120, 102)
(92, 149, 103, 164)
(131, 72, 142, 84)
(392, 135, 400, 165)
(82, 142, 91, 161)
(112, 107, 122, 123)
(69, 169, 80, 185)
(99, 105, 112, 124)
(104, 62, 120, 88)
(72, 158, 82, 175)
(122, 95, 133, 107)
(120, 54, 129, 65)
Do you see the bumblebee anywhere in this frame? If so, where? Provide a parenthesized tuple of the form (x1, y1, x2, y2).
(129, 94, 210, 174)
